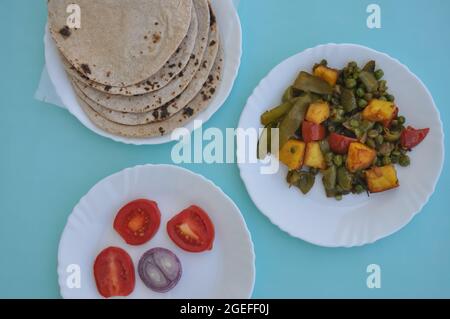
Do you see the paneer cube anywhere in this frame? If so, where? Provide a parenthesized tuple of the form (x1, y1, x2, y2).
(314, 65, 339, 86)
(306, 101, 330, 124)
(279, 140, 306, 170)
(304, 142, 327, 169)
(346, 142, 377, 172)
(365, 165, 400, 193)
(362, 99, 397, 124)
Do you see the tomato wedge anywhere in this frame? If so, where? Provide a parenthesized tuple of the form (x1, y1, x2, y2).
(401, 126, 430, 149)
(167, 205, 215, 253)
(93, 247, 135, 298)
(328, 132, 357, 154)
(114, 199, 161, 246)
(302, 120, 326, 143)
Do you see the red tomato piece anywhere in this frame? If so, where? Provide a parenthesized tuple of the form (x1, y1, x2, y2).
(93, 247, 135, 298)
(328, 132, 357, 154)
(302, 120, 326, 143)
(401, 126, 430, 149)
(114, 199, 161, 246)
(167, 205, 215, 253)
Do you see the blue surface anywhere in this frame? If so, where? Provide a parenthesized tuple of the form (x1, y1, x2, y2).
(0, 0, 449, 298)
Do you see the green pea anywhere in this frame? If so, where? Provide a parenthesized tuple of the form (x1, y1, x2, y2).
(375, 123, 384, 133)
(335, 194, 343, 201)
(399, 155, 411, 167)
(375, 135, 384, 145)
(350, 119, 360, 128)
(392, 150, 401, 157)
(333, 155, 343, 167)
(382, 156, 391, 165)
(354, 128, 363, 138)
(328, 125, 336, 133)
(398, 116, 406, 125)
(368, 129, 379, 138)
(358, 99, 368, 108)
(366, 138, 376, 149)
(391, 155, 399, 164)
(325, 152, 334, 164)
(355, 185, 365, 194)
(356, 88, 365, 97)
(345, 78, 357, 89)
(379, 96, 387, 101)
(386, 94, 395, 102)
(320, 59, 328, 66)
(375, 69, 384, 80)
(349, 61, 358, 68)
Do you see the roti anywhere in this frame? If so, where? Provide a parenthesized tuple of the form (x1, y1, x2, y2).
(76, 49, 224, 138)
(73, 0, 216, 113)
(74, 49, 223, 125)
(48, 0, 193, 86)
(63, 3, 199, 95)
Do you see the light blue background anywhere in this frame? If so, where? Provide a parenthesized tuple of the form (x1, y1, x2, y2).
(1, 0, 449, 298)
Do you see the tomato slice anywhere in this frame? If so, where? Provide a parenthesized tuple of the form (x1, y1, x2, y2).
(328, 132, 357, 154)
(302, 120, 326, 143)
(167, 205, 215, 253)
(93, 247, 135, 298)
(114, 199, 161, 246)
(401, 126, 430, 149)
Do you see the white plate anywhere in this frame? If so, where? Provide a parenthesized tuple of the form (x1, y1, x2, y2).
(45, 0, 242, 145)
(238, 43, 444, 248)
(58, 164, 255, 298)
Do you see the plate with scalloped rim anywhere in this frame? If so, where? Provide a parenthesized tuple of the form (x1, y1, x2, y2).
(45, 0, 241, 145)
(237, 43, 444, 247)
(58, 164, 255, 298)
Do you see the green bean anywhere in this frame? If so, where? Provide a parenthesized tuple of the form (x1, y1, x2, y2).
(391, 155, 399, 164)
(278, 95, 312, 147)
(319, 140, 331, 154)
(287, 171, 316, 195)
(337, 167, 353, 191)
(260, 101, 293, 126)
(350, 119, 360, 128)
(349, 61, 358, 69)
(364, 93, 373, 101)
(341, 88, 357, 112)
(374, 69, 384, 80)
(282, 86, 296, 103)
(378, 80, 387, 92)
(294, 71, 333, 95)
(257, 124, 275, 159)
(359, 71, 379, 93)
(335, 194, 343, 201)
(322, 165, 337, 191)
(379, 96, 387, 101)
(398, 116, 406, 125)
(333, 155, 343, 167)
(399, 155, 411, 167)
(325, 152, 334, 166)
(390, 120, 399, 127)
(362, 60, 376, 73)
(392, 150, 401, 157)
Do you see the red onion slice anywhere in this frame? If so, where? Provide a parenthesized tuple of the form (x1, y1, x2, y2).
(138, 248, 182, 293)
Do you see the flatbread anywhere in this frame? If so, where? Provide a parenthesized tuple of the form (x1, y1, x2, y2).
(76, 49, 223, 138)
(63, 4, 199, 95)
(74, 0, 216, 113)
(48, 0, 193, 86)
(74, 48, 223, 125)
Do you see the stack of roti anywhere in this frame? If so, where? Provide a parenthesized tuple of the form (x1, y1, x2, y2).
(48, 0, 223, 138)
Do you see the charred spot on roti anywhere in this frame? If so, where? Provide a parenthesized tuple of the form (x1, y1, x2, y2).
(209, 4, 216, 27)
(160, 105, 170, 119)
(159, 127, 165, 135)
(152, 109, 159, 119)
(59, 26, 71, 38)
(152, 33, 161, 44)
(80, 64, 91, 75)
(209, 40, 216, 47)
(104, 85, 112, 92)
(183, 107, 194, 118)
(178, 71, 184, 78)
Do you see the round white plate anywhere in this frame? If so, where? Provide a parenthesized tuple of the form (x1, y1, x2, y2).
(45, 0, 242, 145)
(58, 165, 255, 298)
(238, 43, 444, 248)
